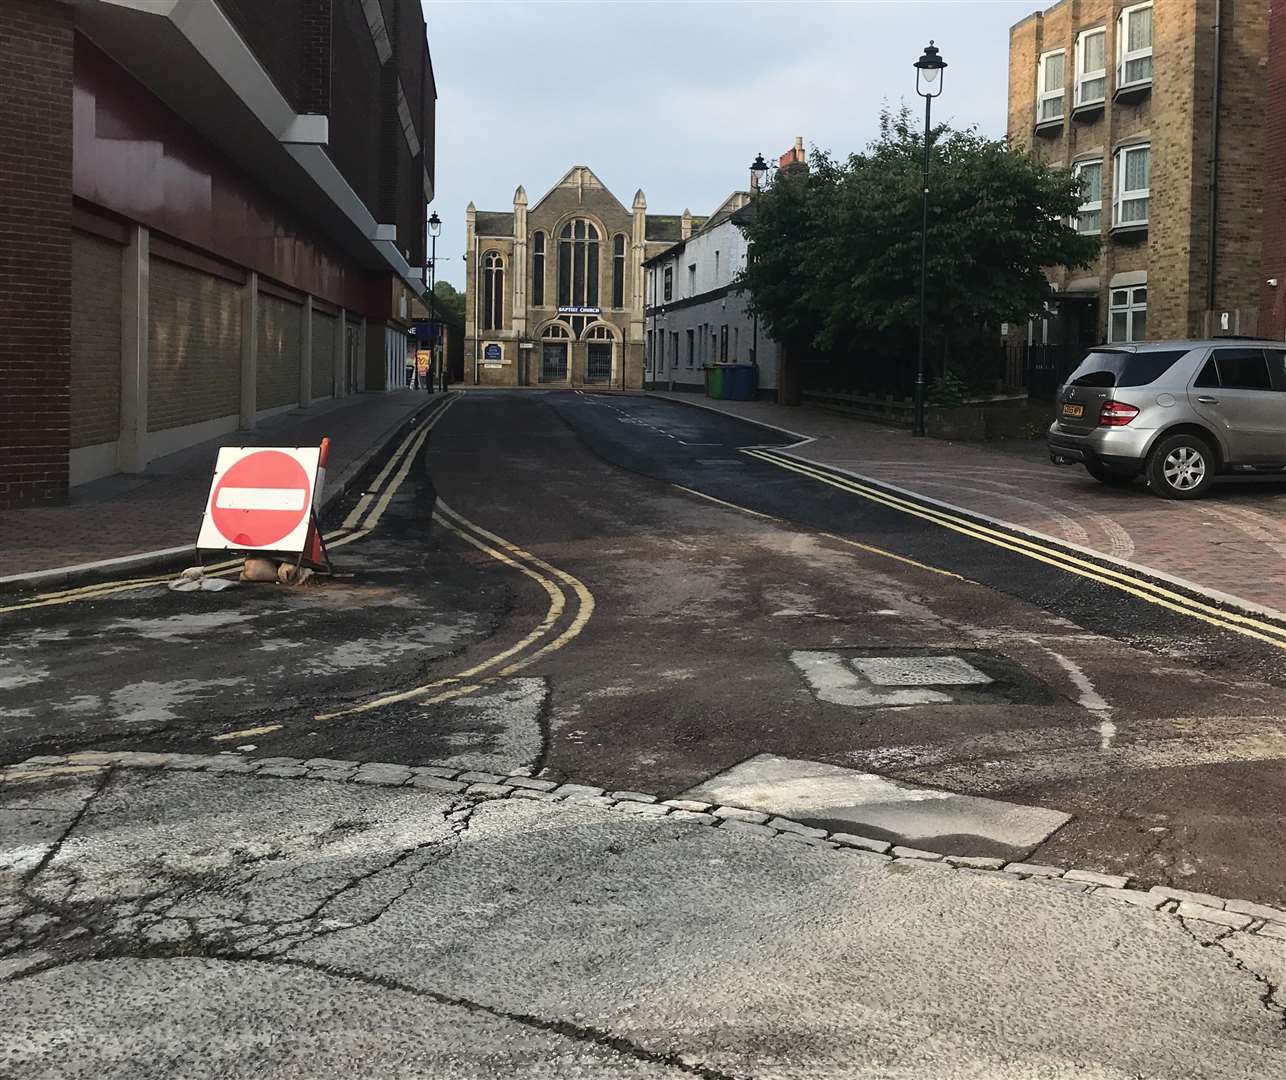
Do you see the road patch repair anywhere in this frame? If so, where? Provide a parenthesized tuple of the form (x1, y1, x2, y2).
(680, 753, 1071, 859)
(789, 648, 1053, 708)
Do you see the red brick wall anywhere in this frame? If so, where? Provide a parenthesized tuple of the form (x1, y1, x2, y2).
(1262, 0, 1286, 340)
(0, 0, 73, 507)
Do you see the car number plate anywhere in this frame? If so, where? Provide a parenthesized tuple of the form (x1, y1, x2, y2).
(1061, 403, 1084, 418)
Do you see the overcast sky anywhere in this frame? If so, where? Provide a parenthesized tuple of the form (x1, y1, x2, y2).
(423, 0, 1039, 287)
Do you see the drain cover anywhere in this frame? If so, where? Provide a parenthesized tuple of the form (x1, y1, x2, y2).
(852, 655, 993, 687)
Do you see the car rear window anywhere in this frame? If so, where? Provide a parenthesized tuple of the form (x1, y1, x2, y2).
(1066, 349, 1190, 388)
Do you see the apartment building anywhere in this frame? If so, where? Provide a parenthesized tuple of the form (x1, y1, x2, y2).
(0, 0, 436, 508)
(642, 140, 807, 400)
(642, 192, 783, 398)
(1008, 0, 1267, 348)
(1262, 0, 1286, 340)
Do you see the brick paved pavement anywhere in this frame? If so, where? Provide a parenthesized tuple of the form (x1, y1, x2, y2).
(0, 392, 436, 580)
(654, 393, 1286, 617)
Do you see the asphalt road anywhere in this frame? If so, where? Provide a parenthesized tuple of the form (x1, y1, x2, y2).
(3, 390, 1286, 904)
(5, 765, 1284, 1079)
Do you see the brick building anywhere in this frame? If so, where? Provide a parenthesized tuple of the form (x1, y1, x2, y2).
(0, 0, 436, 508)
(1262, 0, 1286, 339)
(1008, 0, 1267, 349)
(463, 167, 687, 388)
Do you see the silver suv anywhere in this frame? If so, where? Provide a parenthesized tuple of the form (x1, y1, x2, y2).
(1048, 340, 1286, 499)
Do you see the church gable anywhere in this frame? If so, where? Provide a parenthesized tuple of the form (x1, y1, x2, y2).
(529, 165, 629, 226)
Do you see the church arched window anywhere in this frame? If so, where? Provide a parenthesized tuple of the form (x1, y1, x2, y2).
(612, 234, 626, 309)
(557, 219, 599, 309)
(531, 232, 545, 307)
(482, 252, 504, 330)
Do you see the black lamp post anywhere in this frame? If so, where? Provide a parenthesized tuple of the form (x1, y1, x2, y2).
(913, 41, 946, 437)
(428, 210, 441, 391)
(748, 153, 769, 370)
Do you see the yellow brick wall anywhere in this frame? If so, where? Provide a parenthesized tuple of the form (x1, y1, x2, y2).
(69, 231, 121, 448)
(256, 293, 302, 410)
(312, 310, 337, 399)
(147, 256, 241, 432)
(1009, 0, 1267, 341)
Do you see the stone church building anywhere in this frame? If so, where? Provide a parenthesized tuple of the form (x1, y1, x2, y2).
(464, 167, 697, 387)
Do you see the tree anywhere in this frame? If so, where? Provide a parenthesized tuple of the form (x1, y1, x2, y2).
(430, 280, 465, 326)
(737, 109, 1099, 392)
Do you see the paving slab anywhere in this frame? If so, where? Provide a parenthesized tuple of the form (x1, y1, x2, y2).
(681, 753, 1071, 859)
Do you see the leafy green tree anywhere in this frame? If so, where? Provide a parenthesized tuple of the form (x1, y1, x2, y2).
(430, 280, 465, 326)
(738, 109, 1099, 392)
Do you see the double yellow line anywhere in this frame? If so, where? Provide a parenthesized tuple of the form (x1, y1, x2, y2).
(315, 499, 594, 720)
(741, 447, 1286, 651)
(0, 395, 459, 616)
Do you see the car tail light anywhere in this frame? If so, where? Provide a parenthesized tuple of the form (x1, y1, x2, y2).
(1099, 400, 1139, 427)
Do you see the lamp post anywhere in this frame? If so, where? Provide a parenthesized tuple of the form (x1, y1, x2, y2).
(913, 41, 946, 438)
(427, 211, 441, 391)
(748, 153, 769, 371)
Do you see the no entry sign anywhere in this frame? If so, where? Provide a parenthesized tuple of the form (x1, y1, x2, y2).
(197, 446, 323, 553)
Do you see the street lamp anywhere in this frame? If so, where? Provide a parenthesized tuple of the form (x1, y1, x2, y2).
(748, 153, 769, 372)
(913, 40, 946, 437)
(428, 210, 441, 391)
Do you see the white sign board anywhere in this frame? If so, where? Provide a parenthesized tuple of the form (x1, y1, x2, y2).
(197, 446, 323, 554)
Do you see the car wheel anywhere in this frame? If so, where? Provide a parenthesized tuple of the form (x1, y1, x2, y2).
(1085, 461, 1135, 486)
(1146, 434, 1215, 499)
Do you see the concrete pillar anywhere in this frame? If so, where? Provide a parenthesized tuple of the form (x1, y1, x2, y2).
(336, 309, 347, 399)
(299, 295, 313, 406)
(513, 185, 528, 339)
(117, 224, 149, 473)
(239, 271, 259, 429)
(357, 317, 367, 391)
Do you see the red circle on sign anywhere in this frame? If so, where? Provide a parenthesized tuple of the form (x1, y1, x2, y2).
(210, 451, 312, 549)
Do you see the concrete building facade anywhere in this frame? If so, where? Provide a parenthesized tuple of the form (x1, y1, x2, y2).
(642, 192, 784, 398)
(463, 167, 686, 388)
(1008, 0, 1268, 348)
(0, 0, 435, 508)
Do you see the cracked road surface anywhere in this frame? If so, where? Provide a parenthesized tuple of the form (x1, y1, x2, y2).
(3, 767, 1285, 1079)
(6, 391, 1286, 1075)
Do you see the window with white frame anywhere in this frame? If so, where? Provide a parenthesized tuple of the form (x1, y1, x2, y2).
(1075, 28, 1106, 106)
(1037, 50, 1066, 122)
(1109, 285, 1147, 342)
(1117, 2, 1153, 88)
(1112, 144, 1150, 227)
(1072, 159, 1103, 234)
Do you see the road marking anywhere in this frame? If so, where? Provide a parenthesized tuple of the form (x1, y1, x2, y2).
(314, 499, 594, 720)
(743, 448, 1286, 651)
(1031, 642, 1117, 750)
(761, 450, 1286, 623)
(0, 396, 459, 616)
(670, 484, 967, 580)
(211, 724, 283, 742)
(338, 394, 454, 530)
